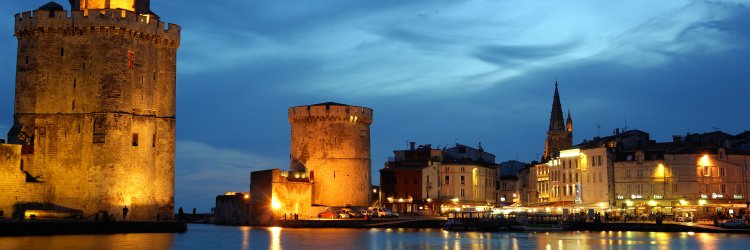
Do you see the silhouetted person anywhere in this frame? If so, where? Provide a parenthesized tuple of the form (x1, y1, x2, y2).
(178, 207, 184, 220)
(122, 206, 129, 220)
(192, 207, 196, 215)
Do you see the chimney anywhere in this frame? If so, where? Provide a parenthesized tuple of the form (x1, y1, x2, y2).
(410, 142, 416, 150)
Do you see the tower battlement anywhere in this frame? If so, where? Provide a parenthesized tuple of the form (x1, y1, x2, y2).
(15, 9, 179, 47)
(288, 103, 373, 124)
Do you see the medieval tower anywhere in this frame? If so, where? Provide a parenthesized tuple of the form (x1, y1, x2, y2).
(543, 81, 573, 162)
(1, 0, 179, 220)
(288, 103, 372, 207)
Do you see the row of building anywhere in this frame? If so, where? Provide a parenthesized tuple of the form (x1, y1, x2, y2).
(377, 82, 750, 219)
(521, 130, 750, 218)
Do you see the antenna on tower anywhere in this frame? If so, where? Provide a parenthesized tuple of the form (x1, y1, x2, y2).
(597, 123, 601, 137)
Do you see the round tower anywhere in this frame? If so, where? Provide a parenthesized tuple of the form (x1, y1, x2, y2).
(288, 103, 373, 207)
(8, 2, 179, 220)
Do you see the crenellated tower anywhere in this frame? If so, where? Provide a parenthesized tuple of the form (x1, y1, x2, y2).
(543, 81, 573, 162)
(288, 102, 373, 207)
(3, 1, 179, 220)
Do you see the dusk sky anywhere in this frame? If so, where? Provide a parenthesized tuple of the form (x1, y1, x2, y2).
(1, 0, 749, 212)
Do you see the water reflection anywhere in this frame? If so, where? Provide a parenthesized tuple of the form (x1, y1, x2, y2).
(240, 226, 250, 250)
(268, 227, 282, 250)
(1, 225, 750, 249)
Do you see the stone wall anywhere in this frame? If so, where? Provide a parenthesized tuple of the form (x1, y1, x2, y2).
(288, 103, 372, 207)
(0, 7, 179, 220)
(250, 169, 312, 226)
(0, 144, 47, 219)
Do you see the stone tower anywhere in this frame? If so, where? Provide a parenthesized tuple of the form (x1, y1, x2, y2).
(288, 103, 372, 207)
(543, 81, 573, 162)
(5, 1, 179, 220)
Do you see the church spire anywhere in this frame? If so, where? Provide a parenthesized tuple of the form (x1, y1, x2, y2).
(566, 110, 573, 132)
(549, 80, 565, 131)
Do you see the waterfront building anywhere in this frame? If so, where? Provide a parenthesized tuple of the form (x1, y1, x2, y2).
(214, 192, 250, 225)
(288, 103, 373, 207)
(497, 175, 519, 205)
(1, 1, 180, 220)
(516, 165, 537, 206)
(380, 143, 441, 215)
(249, 169, 312, 226)
(246, 102, 373, 226)
(380, 143, 497, 213)
(439, 144, 498, 208)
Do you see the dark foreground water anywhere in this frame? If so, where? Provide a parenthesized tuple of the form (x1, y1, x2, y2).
(2, 224, 750, 250)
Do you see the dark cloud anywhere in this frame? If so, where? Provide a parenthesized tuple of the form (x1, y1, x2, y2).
(473, 40, 582, 67)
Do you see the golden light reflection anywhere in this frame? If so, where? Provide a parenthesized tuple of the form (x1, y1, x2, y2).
(240, 226, 250, 250)
(269, 226, 282, 250)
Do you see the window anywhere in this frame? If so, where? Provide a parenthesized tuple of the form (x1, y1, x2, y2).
(461, 175, 465, 185)
(460, 189, 465, 197)
(128, 51, 135, 69)
(626, 170, 631, 178)
(152, 134, 156, 147)
(132, 133, 139, 146)
(721, 184, 726, 194)
(719, 168, 726, 177)
(702, 166, 710, 176)
(637, 184, 644, 194)
(60, 47, 65, 57)
(444, 176, 449, 185)
(705, 184, 710, 193)
(737, 184, 744, 194)
(637, 168, 644, 178)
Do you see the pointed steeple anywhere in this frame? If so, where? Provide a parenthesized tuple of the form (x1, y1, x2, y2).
(566, 110, 573, 132)
(549, 80, 565, 131)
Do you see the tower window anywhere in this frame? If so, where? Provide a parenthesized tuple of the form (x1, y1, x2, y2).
(152, 134, 156, 147)
(25, 56, 29, 65)
(72, 100, 75, 111)
(132, 133, 139, 147)
(60, 48, 64, 57)
(73, 79, 76, 89)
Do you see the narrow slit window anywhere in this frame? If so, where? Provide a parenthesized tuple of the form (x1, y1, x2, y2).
(132, 133, 139, 147)
(60, 48, 64, 57)
(152, 134, 156, 147)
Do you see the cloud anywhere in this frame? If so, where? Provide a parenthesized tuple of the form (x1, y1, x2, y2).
(175, 140, 284, 212)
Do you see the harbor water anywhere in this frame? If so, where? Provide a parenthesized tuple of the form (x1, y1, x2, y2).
(1, 224, 750, 249)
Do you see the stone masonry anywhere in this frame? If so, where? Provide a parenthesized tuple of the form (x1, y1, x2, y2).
(0, 2, 179, 220)
(288, 102, 372, 207)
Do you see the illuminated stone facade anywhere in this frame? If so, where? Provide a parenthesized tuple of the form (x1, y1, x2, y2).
(250, 169, 312, 226)
(0, 2, 179, 220)
(288, 103, 372, 207)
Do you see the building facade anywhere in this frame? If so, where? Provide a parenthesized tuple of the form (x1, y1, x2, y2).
(249, 169, 312, 226)
(1, 1, 179, 220)
(288, 103, 372, 207)
(214, 192, 250, 225)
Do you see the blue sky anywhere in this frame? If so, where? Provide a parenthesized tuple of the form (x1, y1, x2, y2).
(1, 0, 749, 212)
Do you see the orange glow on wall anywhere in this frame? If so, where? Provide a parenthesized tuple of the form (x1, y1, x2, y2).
(80, 0, 135, 11)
